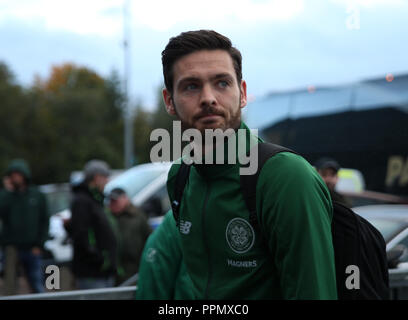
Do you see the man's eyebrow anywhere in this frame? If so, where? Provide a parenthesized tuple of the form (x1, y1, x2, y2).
(211, 73, 234, 81)
(177, 76, 200, 86)
(176, 73, 235, 88)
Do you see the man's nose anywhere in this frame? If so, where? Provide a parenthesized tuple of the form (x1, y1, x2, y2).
(199, 84, 217, 107)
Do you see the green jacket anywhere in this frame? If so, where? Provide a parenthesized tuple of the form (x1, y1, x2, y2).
(112, 204, 152, 284)
(135, 211, 194, 300)
(0, 186, 49, 249)
(166, 122, 337, 300)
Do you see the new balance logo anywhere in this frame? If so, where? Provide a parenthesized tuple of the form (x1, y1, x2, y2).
(180, 220, 192, 234)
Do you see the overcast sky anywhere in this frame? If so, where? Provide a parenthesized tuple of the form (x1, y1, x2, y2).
(0, 0, 407, 110)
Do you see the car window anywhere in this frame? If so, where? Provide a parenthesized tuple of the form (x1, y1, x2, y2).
(105, 166, 167, 199)
(347, 196, 389, 207)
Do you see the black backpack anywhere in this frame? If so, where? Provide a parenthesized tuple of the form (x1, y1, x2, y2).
(172, 142, 390, 300)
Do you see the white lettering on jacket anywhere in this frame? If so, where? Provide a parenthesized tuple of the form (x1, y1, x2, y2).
(227, 259, 257, 268)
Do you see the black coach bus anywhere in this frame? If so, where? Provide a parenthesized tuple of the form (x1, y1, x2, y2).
(245, 74, 408, 197)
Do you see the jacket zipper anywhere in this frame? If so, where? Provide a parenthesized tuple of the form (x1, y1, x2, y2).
(202, 181, 212, 299)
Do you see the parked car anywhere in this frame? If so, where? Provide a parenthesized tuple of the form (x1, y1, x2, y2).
(353, 204, 408, 268)
(353, 205, 408, 251)
(104, 162, 172, 228)
(341, 190, 408, 207)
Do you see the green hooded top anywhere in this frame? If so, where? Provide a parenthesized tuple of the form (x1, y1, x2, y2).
(5, 159, 32, 182)
(166, 122, 337, 300)
(0, 159, 49, 249)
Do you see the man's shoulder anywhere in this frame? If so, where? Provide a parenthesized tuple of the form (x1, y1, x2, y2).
(260, 151, 315, 179)
(166, 160, 184, 199)
(168, 159, 183, 180)
(124, 204, 147, 219)
(27, 185, 44, 195)
(71, 189, 93, 207)
(0, 188, 11, 197)
(256, 150, 324, 196)
(150, 211, 180, 246)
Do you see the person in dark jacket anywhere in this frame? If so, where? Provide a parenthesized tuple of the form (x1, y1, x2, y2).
(67, 159, 117, 289)
(0, 159, 49, 295)
(108, 188, 152, 285)
(315, 157, 352, 207)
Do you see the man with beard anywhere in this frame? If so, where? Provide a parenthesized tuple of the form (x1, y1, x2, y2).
(161, 30, 337, 299)
(0, 159, 49, 295)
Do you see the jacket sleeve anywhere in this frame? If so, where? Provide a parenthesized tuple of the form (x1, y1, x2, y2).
(0, 190, 9, 244)
(135, 211, 194, 300)
(0, 190, 9, 220)
(36, 192, 50, 248)
(70, 196, 103, 265)
(141, 213, 152, 243)
(257, 152, 338, 300)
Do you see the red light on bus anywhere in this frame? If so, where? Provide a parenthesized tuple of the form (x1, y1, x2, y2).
(307, 85, 316, 93)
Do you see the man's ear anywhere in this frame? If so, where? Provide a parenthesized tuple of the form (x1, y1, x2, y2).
(163, 88, 176, 115)
(240, 80, 247, 109)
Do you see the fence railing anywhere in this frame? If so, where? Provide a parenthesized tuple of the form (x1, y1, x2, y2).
(2, 267, 408, 300)
(0, 286, 137, 300)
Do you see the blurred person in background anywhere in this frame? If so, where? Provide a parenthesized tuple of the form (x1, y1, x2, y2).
(315, 157, 351, 207)
(108, 188, 152, 285)
(66, 159, 117, 290)
(0, 159, 49, 295)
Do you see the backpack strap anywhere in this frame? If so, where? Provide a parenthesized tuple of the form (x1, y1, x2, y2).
(172, 162, 192, 227)
(240, 143, 296, 229)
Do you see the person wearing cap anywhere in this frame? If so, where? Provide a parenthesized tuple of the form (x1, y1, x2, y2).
(67, 159, 117, 289)
(0, 159, 49, 295)
(315, 157, 351, 207)
(108, 188, 152, 285)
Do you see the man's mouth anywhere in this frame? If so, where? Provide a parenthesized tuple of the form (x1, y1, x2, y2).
(199, 114, 221, 121)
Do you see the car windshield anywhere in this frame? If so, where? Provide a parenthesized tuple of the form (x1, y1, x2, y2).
(105, 165, 167, 199)
(365, 218, 404, 242)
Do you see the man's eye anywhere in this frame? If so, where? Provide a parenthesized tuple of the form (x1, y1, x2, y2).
(218, 80, 229, 88)
(185, 84, 198, 91)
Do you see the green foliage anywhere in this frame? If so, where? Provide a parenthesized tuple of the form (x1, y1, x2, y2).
(0, 62, 125, 184)
(0, 63, 30, 174)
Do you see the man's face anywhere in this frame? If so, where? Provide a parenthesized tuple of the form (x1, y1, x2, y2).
(318, 168, 339, 191)
(93, 174, 109, 193)
(109, 195, 129, 215)
(9, 171, 26, 190)
(163, 49, 247, 133)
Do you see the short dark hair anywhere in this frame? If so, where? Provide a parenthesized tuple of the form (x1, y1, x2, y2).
(109, 187, 127, 200)
(315, 157, 341, 173)
(161, 30, 242, 94)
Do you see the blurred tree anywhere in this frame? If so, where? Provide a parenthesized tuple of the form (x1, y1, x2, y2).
(0, 62, 167, 185)
(150, 84, 174, 133)
(133, 104, 153, 164)
(27, 64, 126, 183)
(0, 62, 30, 174)
(149, 84, 177, 161)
